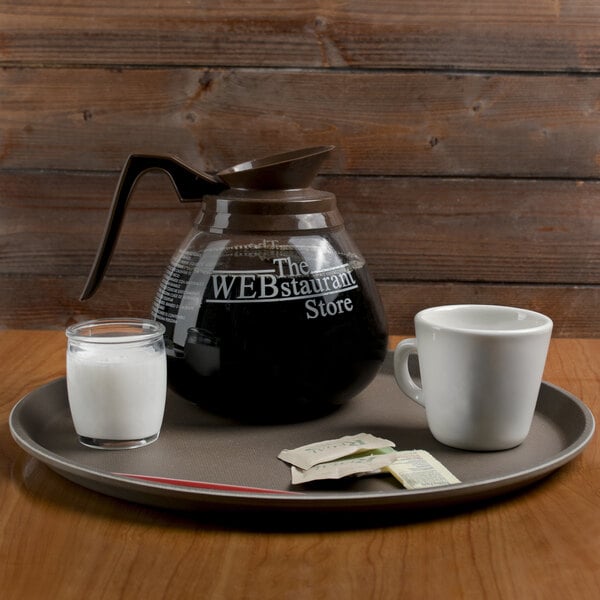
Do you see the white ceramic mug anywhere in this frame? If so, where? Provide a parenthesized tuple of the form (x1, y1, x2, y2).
(394, 305, 553, 451)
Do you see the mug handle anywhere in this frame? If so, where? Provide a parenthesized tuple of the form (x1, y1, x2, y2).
(393, 338, 425, 407)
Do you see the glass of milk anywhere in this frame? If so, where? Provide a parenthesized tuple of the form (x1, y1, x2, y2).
(66, 318, 167, 449)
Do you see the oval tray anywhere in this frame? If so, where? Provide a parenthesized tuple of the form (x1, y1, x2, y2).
(9, 354, 595, 513)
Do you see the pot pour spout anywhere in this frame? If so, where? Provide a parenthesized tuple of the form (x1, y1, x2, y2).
(217, 145, 334, 190)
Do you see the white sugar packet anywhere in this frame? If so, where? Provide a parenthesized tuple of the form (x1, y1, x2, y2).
(385, 450, 461, 489)
(291, 450, 400, 484)
(278, 433, 396, 470)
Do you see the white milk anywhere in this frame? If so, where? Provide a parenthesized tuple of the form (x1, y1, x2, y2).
(67, 344, 167, 441)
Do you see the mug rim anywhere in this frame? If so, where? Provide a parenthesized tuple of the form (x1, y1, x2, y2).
(415, 304, 553, 335)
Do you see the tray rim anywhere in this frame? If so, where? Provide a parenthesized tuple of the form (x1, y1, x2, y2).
(9, 377, 595, 512)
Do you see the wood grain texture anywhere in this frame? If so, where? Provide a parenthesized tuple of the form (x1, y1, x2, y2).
(4, 0, 600, 72)
(0, 2, 598, 335)
(1, 169, 598, 334)
(2, 171, 598, 283)
(0, 173, 600, 336)
(1, 331, 599, 599)
(3, 68, 600, 177)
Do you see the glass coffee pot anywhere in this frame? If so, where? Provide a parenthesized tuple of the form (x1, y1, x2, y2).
(82, 146, 388, 422)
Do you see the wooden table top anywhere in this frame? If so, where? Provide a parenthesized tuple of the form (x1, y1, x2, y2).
(1, 330, 599, 599)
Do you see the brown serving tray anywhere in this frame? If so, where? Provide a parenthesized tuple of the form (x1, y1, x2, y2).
(9, 354, 594, 513)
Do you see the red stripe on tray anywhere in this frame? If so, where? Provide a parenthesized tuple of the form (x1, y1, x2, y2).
(113, 472, 302, 495)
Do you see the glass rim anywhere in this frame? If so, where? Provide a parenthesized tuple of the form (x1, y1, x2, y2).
(66, 318, 165, 344)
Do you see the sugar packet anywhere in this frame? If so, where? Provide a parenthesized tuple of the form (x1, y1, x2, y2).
(278, 433, 395, 470)
(291, 449, 399, 484)
(385, 450, 461, 489)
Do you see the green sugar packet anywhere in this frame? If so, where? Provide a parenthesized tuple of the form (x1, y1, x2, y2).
(290, 449, 399, 484)
(385, 450, 461, 489)
(278, 433, 396, 470)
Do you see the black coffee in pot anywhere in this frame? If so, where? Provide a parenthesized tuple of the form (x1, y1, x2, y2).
(153, 242, 388, 422)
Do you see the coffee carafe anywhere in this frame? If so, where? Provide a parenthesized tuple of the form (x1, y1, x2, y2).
(81, 146, 388, 422)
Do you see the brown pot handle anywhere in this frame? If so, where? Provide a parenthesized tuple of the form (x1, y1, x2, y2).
(80, 154, 225, 300)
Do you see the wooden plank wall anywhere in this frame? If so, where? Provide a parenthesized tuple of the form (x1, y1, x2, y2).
(1, 0, 598, 336)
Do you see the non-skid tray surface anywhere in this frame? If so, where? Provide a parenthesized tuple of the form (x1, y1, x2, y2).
(9, 354, 595, 512)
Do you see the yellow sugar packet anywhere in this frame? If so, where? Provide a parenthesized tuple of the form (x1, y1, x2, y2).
(278, 433, 395, 470)
(385, 450, 461, 489)
(291, 450, 399, 485)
